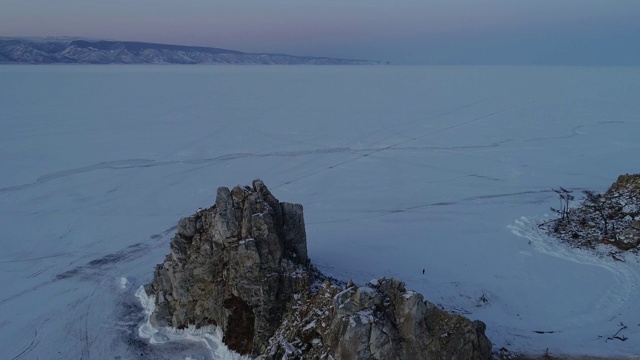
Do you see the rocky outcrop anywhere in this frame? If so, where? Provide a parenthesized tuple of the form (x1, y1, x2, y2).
(146, 180, 312, 355)
(544, 173, 640, 253)
(263, 278, 492, 360)
(146, 180, 492, 359)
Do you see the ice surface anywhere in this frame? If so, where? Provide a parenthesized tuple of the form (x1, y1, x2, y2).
(1, 65, 640, 358)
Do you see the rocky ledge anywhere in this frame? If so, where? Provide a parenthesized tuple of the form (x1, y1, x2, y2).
(145, 180, 492, 359)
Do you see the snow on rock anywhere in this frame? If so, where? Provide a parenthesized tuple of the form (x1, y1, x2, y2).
(266, 278, 491, 360)
(542, 174, 640, 254)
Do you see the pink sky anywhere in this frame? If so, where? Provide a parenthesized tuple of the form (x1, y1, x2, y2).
(2, 0, 639, 64)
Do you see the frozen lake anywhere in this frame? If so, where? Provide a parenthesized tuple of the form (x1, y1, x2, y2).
(1, 65, 640, 359)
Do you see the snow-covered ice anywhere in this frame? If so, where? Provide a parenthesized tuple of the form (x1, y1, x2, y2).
(1, 65, 640, 358)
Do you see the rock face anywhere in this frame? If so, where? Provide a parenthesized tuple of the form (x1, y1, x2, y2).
(147, 180, 312, 355)
(146, 180, 492, 359)
(263, 279, 492, 360)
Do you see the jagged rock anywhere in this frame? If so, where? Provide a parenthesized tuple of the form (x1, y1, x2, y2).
(147, 180, 312, 355)
(147, 180, 492, 359)
(263, 278, 492, 360)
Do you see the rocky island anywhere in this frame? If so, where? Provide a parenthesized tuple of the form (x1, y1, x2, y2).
(144, 180, 492, 359)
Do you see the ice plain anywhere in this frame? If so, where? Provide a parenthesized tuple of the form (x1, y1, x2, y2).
(1, 65, 640, 359)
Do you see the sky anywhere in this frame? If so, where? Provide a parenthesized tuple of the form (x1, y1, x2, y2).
(1, 0, 639, 65)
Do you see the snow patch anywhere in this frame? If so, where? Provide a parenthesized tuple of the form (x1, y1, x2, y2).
(302, 321, 316, 331)
(357, 310, 374, 324)
(402, 290, 416, 299)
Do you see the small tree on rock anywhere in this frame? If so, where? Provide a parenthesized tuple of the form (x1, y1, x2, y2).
(551, 187, 574, 220)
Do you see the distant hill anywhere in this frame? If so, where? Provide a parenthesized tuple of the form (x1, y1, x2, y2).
(0, 37, 386, 65)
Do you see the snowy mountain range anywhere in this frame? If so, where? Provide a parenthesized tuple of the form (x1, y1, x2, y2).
(0, 37, 385, 65)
